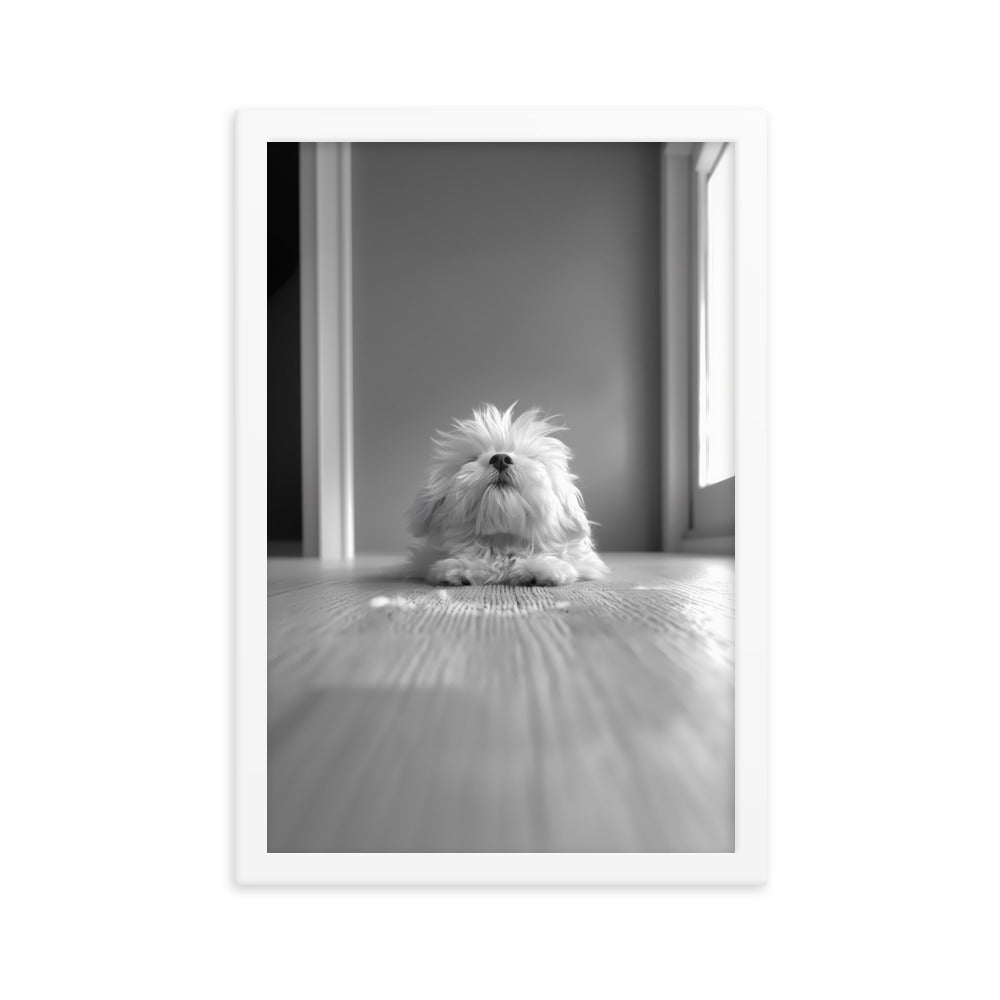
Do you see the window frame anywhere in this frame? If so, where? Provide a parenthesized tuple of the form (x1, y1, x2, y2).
(690, 141, 736, 544)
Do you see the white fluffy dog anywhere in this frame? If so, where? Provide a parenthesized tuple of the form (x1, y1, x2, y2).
(408, 404, 608, 586)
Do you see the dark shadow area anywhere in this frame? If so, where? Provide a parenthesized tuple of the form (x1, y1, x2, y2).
(267, 142, 302, 547)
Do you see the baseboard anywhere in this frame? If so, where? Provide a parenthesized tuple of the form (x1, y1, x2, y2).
(677, 534, 735, 555)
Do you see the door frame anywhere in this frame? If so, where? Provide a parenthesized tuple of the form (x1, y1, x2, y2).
(299, 142, 354, 560)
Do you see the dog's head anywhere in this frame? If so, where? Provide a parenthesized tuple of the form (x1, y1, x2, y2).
(408, 404, 592, 549)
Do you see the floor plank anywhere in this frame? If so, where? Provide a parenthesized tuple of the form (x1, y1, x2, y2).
(268, 552, 734, 852)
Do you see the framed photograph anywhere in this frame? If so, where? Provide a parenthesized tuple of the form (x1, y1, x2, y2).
(236, 109, 767, 884)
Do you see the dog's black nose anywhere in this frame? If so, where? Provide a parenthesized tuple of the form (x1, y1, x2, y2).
(489, 453, 513, 470)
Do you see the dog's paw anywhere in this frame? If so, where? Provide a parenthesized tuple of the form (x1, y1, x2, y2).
(509, 557, 578, 587)
(427, 558, 492, 586)
(427, 559, 471, 585)
(575, 549, 609, 581)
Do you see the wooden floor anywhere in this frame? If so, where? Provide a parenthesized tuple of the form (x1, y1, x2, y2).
(268, 553, 735, 853)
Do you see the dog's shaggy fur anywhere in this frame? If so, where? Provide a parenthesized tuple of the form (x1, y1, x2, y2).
(408, 404, 608, 586)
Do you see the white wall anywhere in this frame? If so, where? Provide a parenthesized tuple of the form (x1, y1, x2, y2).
(351, 142, 662, 553)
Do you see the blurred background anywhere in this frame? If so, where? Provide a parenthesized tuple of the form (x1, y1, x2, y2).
(268, 141, 734, 557)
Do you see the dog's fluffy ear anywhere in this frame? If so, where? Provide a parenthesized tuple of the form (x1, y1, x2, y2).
(407, 484, 446, 540)
(553, 478, 592, 543)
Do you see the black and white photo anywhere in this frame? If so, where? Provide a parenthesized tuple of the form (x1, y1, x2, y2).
(238, 110, 767, 882)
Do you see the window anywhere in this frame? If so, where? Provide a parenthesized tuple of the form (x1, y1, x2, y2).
(699, 143, 735, 488)
(688, 141, 736, 543)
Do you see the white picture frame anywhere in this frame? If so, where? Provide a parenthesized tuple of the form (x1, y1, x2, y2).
(236, 108, 768, 884)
